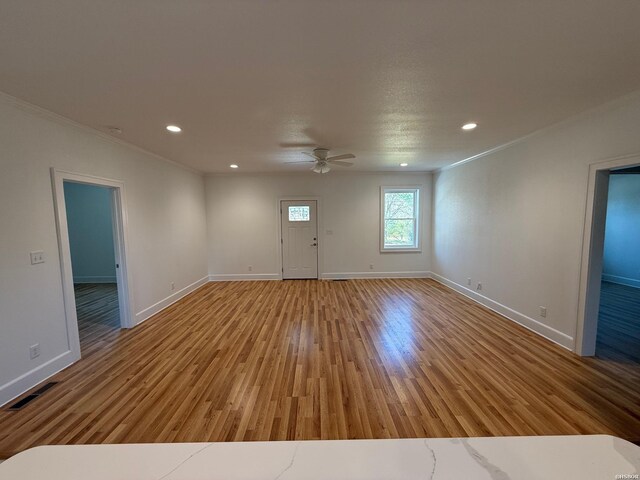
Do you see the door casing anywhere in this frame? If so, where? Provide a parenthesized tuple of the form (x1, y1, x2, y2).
(278, 197, 322, 280)
(51, 168, 135, 362)
(575, 154, 640, 355)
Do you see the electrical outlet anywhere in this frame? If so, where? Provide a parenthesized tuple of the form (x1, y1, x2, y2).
(30, 251, 45, 265)
(248, 265, 253, 272)
(171, 282, 175, 291)
(369, 264, 374, 270)
(29, 343, 40, 359)
(467, 277, 471, 286)
(539, 306, 547, 318)
(476, 282, 482, 291)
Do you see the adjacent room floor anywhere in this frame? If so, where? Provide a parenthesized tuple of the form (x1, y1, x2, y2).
(1, 279, 639, 459)
(596, 281, 640, 364)
(74, 283, 121, 351)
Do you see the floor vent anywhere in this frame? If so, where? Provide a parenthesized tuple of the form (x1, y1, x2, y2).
(32, 382, 59, 396)
(332, 279, 348, 282)
(7, 382, 59, 410)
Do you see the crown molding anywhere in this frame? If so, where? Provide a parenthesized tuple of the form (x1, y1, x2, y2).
(0, 90, 203, 176)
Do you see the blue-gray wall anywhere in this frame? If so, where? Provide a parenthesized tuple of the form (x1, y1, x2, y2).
(64, 182, 116, 283)
(603, 174, 640, 288)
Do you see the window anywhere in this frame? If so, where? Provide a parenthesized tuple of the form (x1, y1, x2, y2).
(288, 206, 310, 222)
(381, 187, 420, 251)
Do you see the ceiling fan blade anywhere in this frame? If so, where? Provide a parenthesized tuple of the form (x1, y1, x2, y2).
(279, 142, 317, 149)
(328, 160, 353, 167)
(326, 153, 356, 162)
(284, 160, 316, 164)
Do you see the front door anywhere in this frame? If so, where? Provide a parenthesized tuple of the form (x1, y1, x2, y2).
(281, 200, 318, 279)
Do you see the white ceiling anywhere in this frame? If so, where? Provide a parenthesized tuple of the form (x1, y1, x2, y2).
(1, 1, 640, 173)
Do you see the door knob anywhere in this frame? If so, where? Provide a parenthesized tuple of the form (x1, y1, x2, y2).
(311, 243, 317, 246)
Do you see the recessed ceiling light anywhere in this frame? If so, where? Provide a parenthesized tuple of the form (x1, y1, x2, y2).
(400, 163, 408, 167)
(229, 164, 239, 169)
(166, 125, 182, 133)
(462, 123, 477, 130)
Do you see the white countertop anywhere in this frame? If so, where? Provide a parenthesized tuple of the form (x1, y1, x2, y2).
(0, 435, 638, 479)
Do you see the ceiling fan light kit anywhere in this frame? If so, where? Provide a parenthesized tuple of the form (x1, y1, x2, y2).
(312, 164, 331, 174)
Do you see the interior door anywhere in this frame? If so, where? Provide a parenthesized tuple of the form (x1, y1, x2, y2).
(281, 200, 318, 279)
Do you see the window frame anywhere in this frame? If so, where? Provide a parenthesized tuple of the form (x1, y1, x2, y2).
(380, 186, 421, 253)
(288, 205, 311, 222)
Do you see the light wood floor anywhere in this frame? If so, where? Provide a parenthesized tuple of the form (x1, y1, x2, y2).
(1, 279, 639, 458)
(74, 283, 121, 351)
(597, 281, 640, 363)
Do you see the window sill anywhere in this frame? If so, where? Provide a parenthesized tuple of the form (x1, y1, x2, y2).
(380, 247, 422, 253)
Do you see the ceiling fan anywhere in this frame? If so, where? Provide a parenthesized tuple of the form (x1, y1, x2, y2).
(285, 148, 355, 174)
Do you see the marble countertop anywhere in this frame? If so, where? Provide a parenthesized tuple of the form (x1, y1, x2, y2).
(0, 435, 638, 479)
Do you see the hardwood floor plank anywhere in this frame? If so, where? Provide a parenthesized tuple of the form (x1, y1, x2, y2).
(1, 278, 640, 459)
(73, 283, 120, 349)
(597, 281, 640, 363)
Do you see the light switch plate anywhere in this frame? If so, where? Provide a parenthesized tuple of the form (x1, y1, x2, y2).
(30, 251, 45, 265)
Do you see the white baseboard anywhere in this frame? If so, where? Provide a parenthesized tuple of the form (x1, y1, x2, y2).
(209, 273, 282, 281)
(208, 272, 430, 281)
(73, 276, 117, 284)
(135, 275, 209, 325)
(428, 272, 574, 350)
(602, 274, 640, 289)
(0, 276, 208, 408)
(321, 271, 430, 280)
(0, 350, 77, 408)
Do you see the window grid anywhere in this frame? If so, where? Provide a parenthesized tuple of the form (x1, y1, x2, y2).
(288, 206, 310, 222)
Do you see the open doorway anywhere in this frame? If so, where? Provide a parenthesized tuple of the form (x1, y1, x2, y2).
(63, 182, 122, 351)
(596, 167, 640, 363)
(576, 156, 640, 357)
(51, 169, 133, 361)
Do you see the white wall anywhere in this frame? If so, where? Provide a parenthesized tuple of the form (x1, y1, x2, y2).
(64, 182, 117, 283)
(0, 94, 208, 406)
(205, 173, 431, 279)
(432, 91, 640, 350)
(603, 174, 640, 288)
